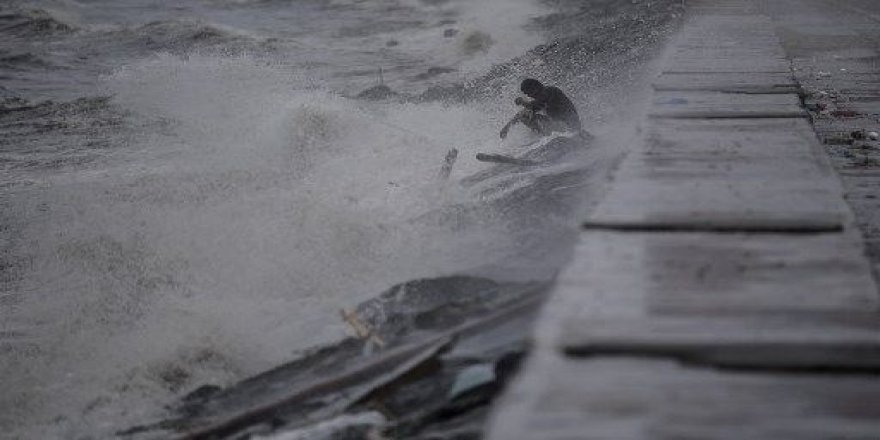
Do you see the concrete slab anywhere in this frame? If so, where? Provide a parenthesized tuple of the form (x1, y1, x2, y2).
(653, 72, 798, 94)
(488, 358, 880, 440)
(671, 51, 788, 65)
(643, 118, 829, 161)
(587, 118, 849, 231)
(663, 64, 793, 75)
(672, 47, 787, 56)
(486, 0, 880, 438)
(561, 315, 880, 370)
(666, 49, 791, 73)
(845, 101, 880, 115)
(650, 92, 804, 118)
(554, 231, 877, 316)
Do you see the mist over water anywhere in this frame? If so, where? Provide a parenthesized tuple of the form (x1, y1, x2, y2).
(0, 0, 682, 437)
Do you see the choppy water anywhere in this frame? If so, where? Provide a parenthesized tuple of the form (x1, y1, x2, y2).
(0, 0, 682, 438)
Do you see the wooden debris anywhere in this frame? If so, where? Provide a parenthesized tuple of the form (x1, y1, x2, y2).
(340, 308, 386, 349)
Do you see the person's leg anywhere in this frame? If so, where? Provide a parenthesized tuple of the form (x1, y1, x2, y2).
(501, 109, 537, 138)
(521, 112, 551, 136)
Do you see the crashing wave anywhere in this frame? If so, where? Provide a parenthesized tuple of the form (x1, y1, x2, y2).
(0, 8, 76, 38)
(104, 20, 272, 55)
(0, 96, 120, 169)
(0, 51, 60, 71)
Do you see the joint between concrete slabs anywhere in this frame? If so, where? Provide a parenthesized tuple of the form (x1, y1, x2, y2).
(648, 111, 806, 119)
(580, 220, 844, 234)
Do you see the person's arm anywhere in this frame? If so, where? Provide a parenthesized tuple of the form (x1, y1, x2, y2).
(500, 108, 529, 138)
(515, 96, 545, 112)
(499, 114, 518, 139)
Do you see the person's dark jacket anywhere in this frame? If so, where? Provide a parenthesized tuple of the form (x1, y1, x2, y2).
(521, 87, 582, 132)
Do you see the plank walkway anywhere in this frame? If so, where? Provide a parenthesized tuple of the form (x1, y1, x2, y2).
(486, 0, 880, 438)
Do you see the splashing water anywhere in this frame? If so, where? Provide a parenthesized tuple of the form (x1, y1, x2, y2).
(0, 0, 683, 437)
(1, 52, 551, 438)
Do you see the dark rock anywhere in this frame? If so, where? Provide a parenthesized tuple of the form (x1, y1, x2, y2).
(356, 84, 396, 100)
(418, 84, 468, 103)
(158, 365, 191, 392)
(447, 364, 495, 401)
(180, 384, 224, 410)
(494, 351, 525, 386)
(355, 276, 504, 340)
(460, 31, 493, 55)
(132, 272, 547, 439)
(414, 67, 456, 81)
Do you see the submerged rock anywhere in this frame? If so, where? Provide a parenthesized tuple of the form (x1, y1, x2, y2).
(418, 84, 468, 102)
(251, 412, 385, 440)
(180, 384, 223, 411)
(447, 364, 494, 400)
(141, 276, 546, 440)
(413, 67, 455, 81)
(356, 84, 396, 100)
(460, 31, 493, 55)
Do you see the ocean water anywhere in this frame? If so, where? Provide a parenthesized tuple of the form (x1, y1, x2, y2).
(0, 0, 682, 438)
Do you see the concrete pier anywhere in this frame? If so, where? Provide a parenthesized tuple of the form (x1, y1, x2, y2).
(487, 0, 880, 438)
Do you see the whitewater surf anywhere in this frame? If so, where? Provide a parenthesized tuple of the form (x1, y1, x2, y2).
(0, 0, 684, 438)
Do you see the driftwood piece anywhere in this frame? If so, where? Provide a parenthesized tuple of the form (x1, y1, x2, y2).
(175, 338, 453, 440)
(475, 153, 539, 166)
(439, 148, 459, 180)
(173, 291, 546, 440)
(340, 308, 386, 349)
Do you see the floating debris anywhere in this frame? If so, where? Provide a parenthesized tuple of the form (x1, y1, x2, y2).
(340, 308, 386, 351)
(127, 277, 548, 440)
(438, 148, 458, 180)
(356, 84, 396, 100)
(251, 411, 386, 440)
(447, 364, 495, 401)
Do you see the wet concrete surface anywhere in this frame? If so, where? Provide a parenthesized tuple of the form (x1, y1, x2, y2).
(765, 0, 880, 278)
(486, 1, 880, 438)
